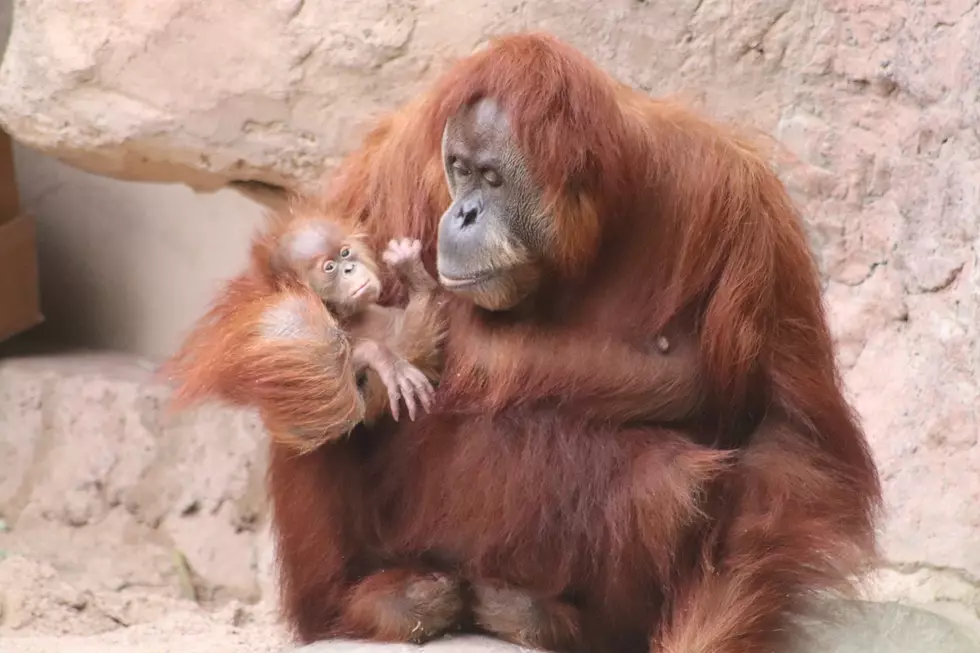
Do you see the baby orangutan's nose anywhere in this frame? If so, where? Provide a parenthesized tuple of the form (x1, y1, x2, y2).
(342, 262, 356, 275)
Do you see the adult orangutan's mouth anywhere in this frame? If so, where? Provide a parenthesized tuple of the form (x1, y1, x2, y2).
(438, 270, 497, 290)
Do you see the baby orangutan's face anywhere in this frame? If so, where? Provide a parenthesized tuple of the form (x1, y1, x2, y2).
(307, 240, 382, 315)
(279, 219, 383, 316)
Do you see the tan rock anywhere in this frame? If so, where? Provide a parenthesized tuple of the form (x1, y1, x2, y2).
(0, 354, 271, 603)
(0, 0, 492, 194)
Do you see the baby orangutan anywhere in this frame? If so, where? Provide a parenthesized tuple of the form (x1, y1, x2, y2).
(267, 213, 446, 424)
(164, 197, 447, 452)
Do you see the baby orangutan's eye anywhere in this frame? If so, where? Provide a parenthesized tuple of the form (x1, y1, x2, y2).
(323, 260, 336, 273)
(340, 247, 351, 259)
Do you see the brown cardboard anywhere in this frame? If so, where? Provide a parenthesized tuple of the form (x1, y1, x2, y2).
(0, 130, 43, 343)
(0, 130, 19, 222)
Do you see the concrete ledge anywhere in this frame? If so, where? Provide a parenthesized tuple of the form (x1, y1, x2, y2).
(294, 637, 531, 653)
(293, 602, 980, 653)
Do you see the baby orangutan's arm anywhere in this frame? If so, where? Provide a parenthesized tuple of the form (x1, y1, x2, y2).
(381, 238, 448, 382)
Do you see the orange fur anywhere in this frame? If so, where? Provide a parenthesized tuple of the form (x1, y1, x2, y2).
(178, 33, 880, 653)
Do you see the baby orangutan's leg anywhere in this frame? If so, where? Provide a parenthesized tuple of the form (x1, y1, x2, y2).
(472, 583, 584, 652)
(340, 569, 465, 644)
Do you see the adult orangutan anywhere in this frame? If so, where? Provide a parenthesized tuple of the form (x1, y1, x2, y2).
(174, 32, 882, 653)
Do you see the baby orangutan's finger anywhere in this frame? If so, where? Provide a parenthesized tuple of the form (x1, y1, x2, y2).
(404, 367, 434, 412)
(397, 374, 419, 422)
(377, 367, 402, 422)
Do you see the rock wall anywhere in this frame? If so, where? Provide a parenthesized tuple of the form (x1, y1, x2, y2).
(0, 0, 977, 639)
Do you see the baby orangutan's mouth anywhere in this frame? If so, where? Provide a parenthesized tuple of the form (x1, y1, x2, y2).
(351, 282, 369, 298)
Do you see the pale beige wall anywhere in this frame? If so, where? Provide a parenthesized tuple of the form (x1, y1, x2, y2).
(10, 145, 266, 360)
(0, 1, 9, 53)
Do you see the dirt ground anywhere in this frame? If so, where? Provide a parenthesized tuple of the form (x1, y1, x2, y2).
(0, 527, 285, 653)
(0, 564, 284, 652)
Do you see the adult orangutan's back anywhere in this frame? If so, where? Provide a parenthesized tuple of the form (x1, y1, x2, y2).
(265, 32, 881, 653)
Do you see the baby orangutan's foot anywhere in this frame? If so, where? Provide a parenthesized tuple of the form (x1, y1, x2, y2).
(342, 569, 465, 644)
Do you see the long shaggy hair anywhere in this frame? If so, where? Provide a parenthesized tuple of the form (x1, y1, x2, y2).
(168, 32, 881, 653)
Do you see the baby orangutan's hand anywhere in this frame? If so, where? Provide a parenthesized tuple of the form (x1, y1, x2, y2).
(382, 238, 423, 272)
(382, 238, 440, 294)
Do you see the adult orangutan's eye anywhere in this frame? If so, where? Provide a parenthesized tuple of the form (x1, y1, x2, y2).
(451, 159, 471, 177)
(483, 168, 502, 187)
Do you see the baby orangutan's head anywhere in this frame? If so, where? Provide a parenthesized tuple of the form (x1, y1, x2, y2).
(279, 218, 382, 317)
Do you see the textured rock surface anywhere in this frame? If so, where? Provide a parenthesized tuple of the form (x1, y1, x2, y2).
(0, 0, 463, 193)
(0, 354, 285, 650)
(1, 0, 970, 199)
(0, 354, 273, 605)
(1, 0, 979, 644)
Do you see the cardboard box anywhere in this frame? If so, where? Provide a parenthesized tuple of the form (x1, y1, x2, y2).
(0, 130, 43, 343)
